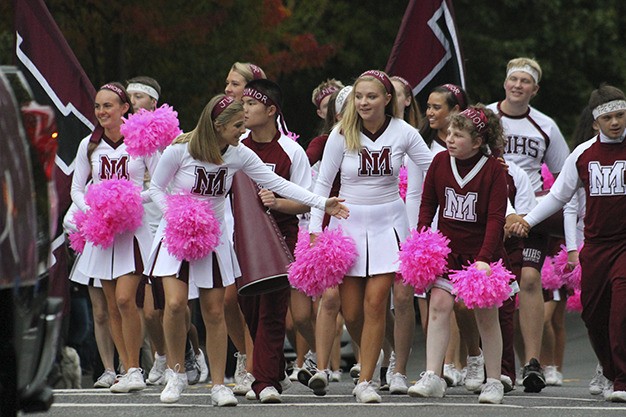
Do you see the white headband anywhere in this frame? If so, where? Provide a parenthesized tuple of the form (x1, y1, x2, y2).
(506, 65, 539, 84)
(126, 83, 159, 101)
(335, 85, 353, 114)
(592, 100, 626, 119)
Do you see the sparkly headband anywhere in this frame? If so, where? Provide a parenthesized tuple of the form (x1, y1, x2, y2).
(335, 86, 353, 114)
(460, 108, 488, 136)
(126, 83, 159, 101)
(506, 65, 539, 84)
(592, 100, 626, 119)
(314, 85, 340, 109)
(249, 64, 264, 80)
(360, 70, 393, 95)
(100, 83, 128, 103)
(391, 76, 413, 94)
(211, 96, 235, 120)
(442, 83, 466, 110)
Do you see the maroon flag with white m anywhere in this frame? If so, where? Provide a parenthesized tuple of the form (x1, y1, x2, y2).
(15, 0, 96, 316)
(385, 0, 466, 110)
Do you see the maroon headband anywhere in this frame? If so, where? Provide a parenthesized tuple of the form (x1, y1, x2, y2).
(360, 70, 393, 95)
(242, 87, 290, 134)
(314, 85, 340, 109)
(460, 108, 488, 136)
(442, 84, 467, 110)
(211, 96, 235, 120)
(249, 64, 264, 80)
(391, 76, 413, 94)
(90, 83, 129, 143)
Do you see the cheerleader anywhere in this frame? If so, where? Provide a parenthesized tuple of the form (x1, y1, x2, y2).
(145, 94, 348, 405)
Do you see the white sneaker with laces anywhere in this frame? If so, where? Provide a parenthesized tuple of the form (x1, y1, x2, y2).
(544, 365, 563, 386)
(330, 369, 342, 382)
(465, 350, 485, 391)
(211, 384, 238, 406)
(110, 367, 146, 393)
(160, 368, 188, 403)
(610, 390, 626, 402)
(245, 389, 257, 400)
(353, 381, 381, 403)
(288, 366, 301, 381)
(234, 352, 247, 385)
(478, 378, 504, 404)
(408, 371, 446, 398)
(589, 364, 608, 395)
(389, 372, 408, 394)
(147, 353, 167, 385)
(603, 381, 615, 400)
(259, 386, 282, 403)
(443, 363, 463, 387)
(184, 347, 200, 385)
(280, 373, 292, 391)
(501, 374, 515, 393)
(196, 349, 209, 383)
(94, 370, 116, 388)
(308, 370, 330, 396)
(350, 363, 361, 384)
(387, 351, 396, 383)
(233, 372, 254, 396)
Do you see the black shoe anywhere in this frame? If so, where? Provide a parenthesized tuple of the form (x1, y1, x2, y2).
(522, 358, 546, 393)
(379, 367, 389, 391)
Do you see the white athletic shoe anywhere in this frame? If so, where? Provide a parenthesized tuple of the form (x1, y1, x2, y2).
(443, 363, 463, 387)
(233, 372, 254, 396)
(330, 369, 342, 382)
(93, 370, 116, 388)
(408, 371, 446, 398)
(544, 365, 563, 386)
(465, 350, 485, 391)
(610, 390, 626, 402)
(389, 372, 409, 395)
(245, 389, 257, 401)
(211, 384, 238, 406)
(160, 368, 188, 403)
(589, 364, 608, 395)
(603, 382, 615, 400)
(234, 352, 247, 385)
(353, 380, 381, 403)
(196, 349, 209, 383)
(308, 370, 330, 396)
(110, 367, 146, 393)
(147, 353, 167, 385)
(478, 378, 504, 404)
(259, 386, 282, 403)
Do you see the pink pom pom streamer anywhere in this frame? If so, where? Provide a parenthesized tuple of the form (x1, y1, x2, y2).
(120, 104, 182, 157)
(398, 165, 408, 201)
(541, 163, 555, 190)
(541, 256, 563, 290)
(288, 227, 357, 297)
(399, 227, 451, 293)
(82, 179, 144, 248)
(449, 260, 514, 309)
(163, 194, 221, 261)
(552, 244, 582, 290)
(68, 210, 88, 253)
(566, 289, 583, 312)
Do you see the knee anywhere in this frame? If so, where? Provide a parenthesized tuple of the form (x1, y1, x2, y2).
(92, 309, 109, 326)
(165, 298, 188, 317)
(203, 304, 225, 326)
(116, 293, 137, 312)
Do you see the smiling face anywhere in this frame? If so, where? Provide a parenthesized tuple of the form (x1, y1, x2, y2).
(354, 80, 390, 127)
(426, 92, 457, 132)
(594, 109, 626, 140)
(446, 125, 481, 160)
(216, 111, 246, 148)
(225, 70, 248, 101)
(504, 71, 539, 107)
(94, 89, 129, 131)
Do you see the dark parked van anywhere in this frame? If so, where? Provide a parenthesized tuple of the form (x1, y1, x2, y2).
(0, 66, 63, 416)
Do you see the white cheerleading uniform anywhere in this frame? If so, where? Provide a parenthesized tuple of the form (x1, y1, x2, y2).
(145, 141, 327, 289)
(505, 158, 537, 215)
(487, 102, 570, 191)
(310, 117, 433, 277)
(70, 135, 160, 280)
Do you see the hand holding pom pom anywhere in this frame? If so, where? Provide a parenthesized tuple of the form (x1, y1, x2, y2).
(449, 259, 513, 309)
(163, 194, 221, 261)
(541, 256, 563, 290)
(398, 227, 451, 293)
(68, 210, 88, 253)
(121, 104, 182, 157)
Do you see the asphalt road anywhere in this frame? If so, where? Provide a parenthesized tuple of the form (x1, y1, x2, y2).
(29, 313, 626, 417)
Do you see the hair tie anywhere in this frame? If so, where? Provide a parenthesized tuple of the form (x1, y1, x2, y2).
(211, 96, 235, 120)
(360, 70, 393, 95)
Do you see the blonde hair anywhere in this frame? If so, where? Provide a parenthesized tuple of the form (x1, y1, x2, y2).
(506, 57, 542, 83)
(339, 74, 397, 152)
(173, 95, 243, 164)
(230, 62, 267, 83)
(311, 78, 344, 107)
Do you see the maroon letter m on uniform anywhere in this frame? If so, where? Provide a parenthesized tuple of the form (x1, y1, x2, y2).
(359, 147, 393, 176)
(99, 155, 129, 180)
(191, 167, 227, 196)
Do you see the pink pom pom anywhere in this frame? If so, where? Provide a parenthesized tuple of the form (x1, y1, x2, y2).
(288, 227, 357, 297)
(398, 165, 408, 201)
(552, 244, 582, 290)
(541, 256, 562, 290)
(163, 194, 221, 261)
(449, 260, 513, 309)
(121, 104, 182, 157)
(82, 179, 144, 248)
(566, 289, 583, 312)
(541, 163, 555, 190)
(399, 227, 451, 293)
(68, 210, 88, 253)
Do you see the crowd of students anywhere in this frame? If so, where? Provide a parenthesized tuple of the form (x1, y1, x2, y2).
(63, 57, 626, 406)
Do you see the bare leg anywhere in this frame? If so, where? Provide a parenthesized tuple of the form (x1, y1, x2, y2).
(315, 287, 341, 370)
(162, 277, 190, 369)
(114, 274, 143, 369)
(199, 286, 228, 385)
(88, 286, 116, 371)
(101, 280, 128, 369)
(393, 282, 416, 376)
(142, 284, 166, 355)
(474, 307, 502, 380)
(518, 266, 544, 362)
(424, 288, 454, 375)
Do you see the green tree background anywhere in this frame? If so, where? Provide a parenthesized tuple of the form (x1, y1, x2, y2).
(2, 0, 626, 146)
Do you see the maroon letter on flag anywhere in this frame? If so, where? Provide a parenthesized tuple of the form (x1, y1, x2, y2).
(385, 0, 466, 110)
